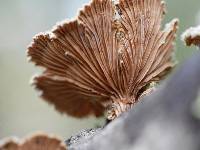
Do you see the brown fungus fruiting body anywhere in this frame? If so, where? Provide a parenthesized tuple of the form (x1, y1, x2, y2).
(27, 0, 178, 120)
(182, 25, 200, 47)
(0, 133, 66, 150)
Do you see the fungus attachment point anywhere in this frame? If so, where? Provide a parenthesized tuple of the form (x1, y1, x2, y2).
(107, 98, 134, 120)
(27, 0, 179, 120)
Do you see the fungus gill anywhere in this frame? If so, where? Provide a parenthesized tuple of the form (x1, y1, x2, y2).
(27, 0, 178, 120)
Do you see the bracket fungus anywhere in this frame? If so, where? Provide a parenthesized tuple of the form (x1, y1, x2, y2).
(27, 0, 178, 120)
(182, 25, 200, 47)
(0, 133, 66, 150)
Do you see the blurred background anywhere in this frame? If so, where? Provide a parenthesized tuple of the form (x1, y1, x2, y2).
(0, 0, 200, 140)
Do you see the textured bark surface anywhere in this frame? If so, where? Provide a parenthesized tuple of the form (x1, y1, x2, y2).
(66, 52, 200, 150)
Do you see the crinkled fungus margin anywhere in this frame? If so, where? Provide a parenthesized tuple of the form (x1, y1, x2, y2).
(0, 133, 66, 150)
